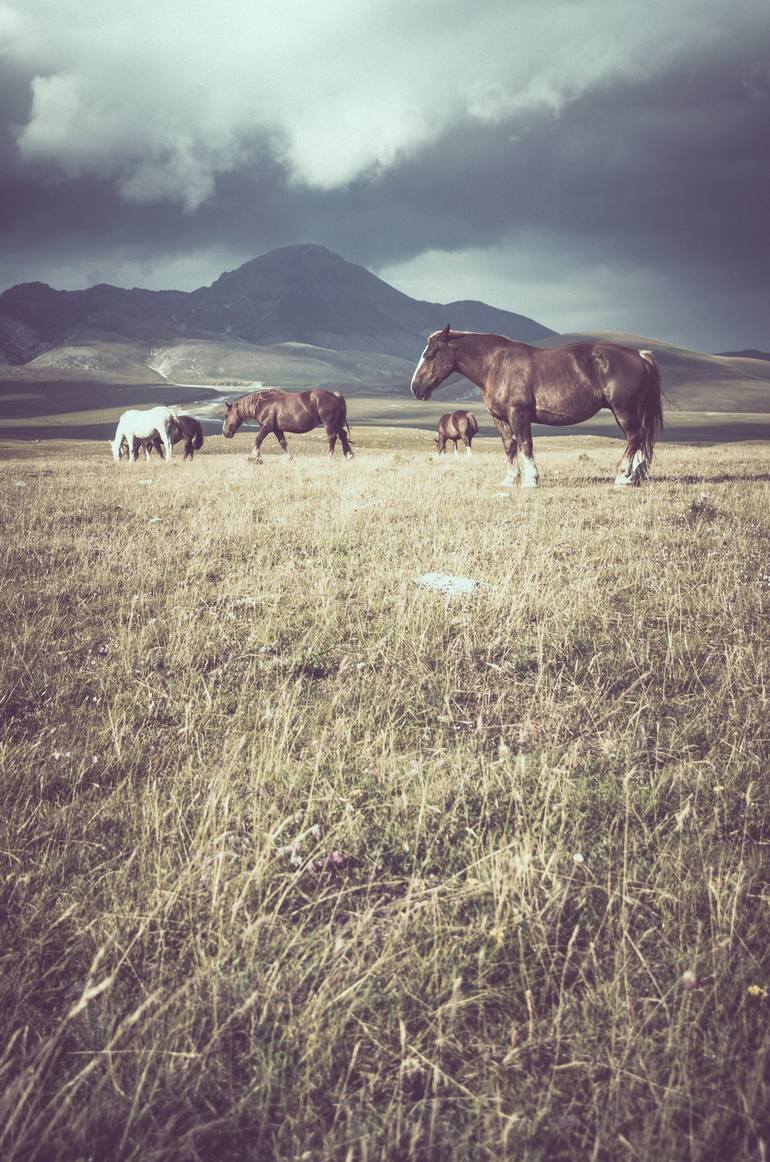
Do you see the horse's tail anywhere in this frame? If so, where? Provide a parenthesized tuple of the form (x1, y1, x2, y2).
(637, 349, 664, 463)
(335, 391, 354, 443)
(192, 420, 204, 450)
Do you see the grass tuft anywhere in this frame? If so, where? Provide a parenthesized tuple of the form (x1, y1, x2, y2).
(0, 433, 768, 1160)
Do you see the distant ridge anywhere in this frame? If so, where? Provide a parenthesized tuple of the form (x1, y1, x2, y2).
(716, 349, 770, 362)
(537, 331, 770, 413)
(1, 247, 768, 413)
(0, 243, 554, 370)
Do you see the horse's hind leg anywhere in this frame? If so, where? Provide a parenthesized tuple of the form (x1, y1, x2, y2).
(493, 418, 519, 485)
(463, 434, 472, 457)
(511, 410, 539, 487)
(611, 409, 646, 486)
(273, 426, 292, 459)
(326, 426, 338, 456)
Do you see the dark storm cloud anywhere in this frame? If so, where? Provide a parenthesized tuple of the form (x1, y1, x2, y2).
(0, 0, 768, 349)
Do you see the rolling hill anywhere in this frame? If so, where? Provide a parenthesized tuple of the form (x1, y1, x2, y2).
(0, 244, 553, 388)
(536, 331, 770, 413)
(0, 245, 768, 414)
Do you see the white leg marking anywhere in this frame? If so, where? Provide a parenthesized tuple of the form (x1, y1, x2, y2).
(521, 455, 539, 487)
(630, 449, 648, 484)
(465, 445, 472, 456)
(615, 449, 647, 487)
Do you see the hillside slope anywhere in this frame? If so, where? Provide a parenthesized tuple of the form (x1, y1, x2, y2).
(535, 331, 770, 413)
(1, 252, 768, 413)
(0, 245, 554, 369)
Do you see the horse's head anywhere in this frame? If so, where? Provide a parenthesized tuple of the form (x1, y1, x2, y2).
(411, 325, 455, 400)
(222, 401, 241, 439)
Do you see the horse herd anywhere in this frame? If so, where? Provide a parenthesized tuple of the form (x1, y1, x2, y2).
(110, 328, 664, 487)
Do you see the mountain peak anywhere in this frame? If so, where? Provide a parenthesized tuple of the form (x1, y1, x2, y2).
(214, 243, 346, 284)
(0, 243, 555, 366)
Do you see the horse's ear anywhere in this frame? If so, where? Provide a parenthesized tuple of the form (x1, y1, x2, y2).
(441, 323, 451, 341)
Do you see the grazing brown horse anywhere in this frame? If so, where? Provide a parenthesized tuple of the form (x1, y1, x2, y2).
(124, 415, 205, 462)
(222, 389, 353, 462)
(411, 326, 663, 486)
(435, 411, 479, 456)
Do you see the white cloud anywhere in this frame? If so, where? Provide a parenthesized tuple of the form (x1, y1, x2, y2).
(4, 0, 764, 207)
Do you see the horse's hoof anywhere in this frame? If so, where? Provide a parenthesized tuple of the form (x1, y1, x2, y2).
(345, 452, 354, 461)
(521, 480, 539, 488)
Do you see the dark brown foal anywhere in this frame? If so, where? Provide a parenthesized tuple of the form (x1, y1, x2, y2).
(435, 411, 479, 456)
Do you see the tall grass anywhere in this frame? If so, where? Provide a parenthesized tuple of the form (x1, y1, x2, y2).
(0, 433, 768, 1160)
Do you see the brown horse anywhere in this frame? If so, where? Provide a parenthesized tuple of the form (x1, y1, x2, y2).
(222, 389, 353, 462)
(435, 411, 479, 456)
(411, 326, 663, 486)
(124, 415, 205, 462)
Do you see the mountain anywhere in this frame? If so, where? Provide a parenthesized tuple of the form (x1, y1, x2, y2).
(0, 244, 554, 382)
(2, 247, 768, 412)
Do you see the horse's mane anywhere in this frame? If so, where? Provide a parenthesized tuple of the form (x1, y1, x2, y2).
(233, 391, 267, 421)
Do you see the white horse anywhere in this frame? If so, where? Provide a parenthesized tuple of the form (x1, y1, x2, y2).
(110, 406, 177, 463)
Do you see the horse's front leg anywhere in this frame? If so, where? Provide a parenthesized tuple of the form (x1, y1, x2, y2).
(511, 409, 539, 487)
(248, 424, 272, 464)
(161, 430, 173, 461)
(326, 426, 338, 456)
(493, 417, 518, 485)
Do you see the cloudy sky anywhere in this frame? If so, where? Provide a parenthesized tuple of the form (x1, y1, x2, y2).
(1, 0, 768, 351)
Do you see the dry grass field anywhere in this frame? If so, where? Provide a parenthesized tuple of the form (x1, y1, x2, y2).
(1, 430, 769, 1161)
